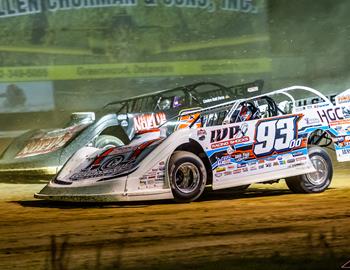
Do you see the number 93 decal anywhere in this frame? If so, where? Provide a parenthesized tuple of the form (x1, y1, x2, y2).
(253, 115, 302, 157)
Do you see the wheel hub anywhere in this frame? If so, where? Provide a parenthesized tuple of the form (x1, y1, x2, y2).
(307, 155, 328, 185)
(174, 163, 200, 194)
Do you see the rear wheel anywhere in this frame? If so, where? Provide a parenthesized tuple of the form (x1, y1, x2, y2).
(285, 147, 332, 193)
(169, 151, 207, 203)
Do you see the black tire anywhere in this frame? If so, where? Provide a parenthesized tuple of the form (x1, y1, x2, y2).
(94, 135, 124, 149)
(285, 147, 333, 193)
(169, 151, 207, 203)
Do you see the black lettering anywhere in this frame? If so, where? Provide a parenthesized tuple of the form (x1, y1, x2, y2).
(329, 95, 336, 105)
(317, 110, 329, 123)
(335, 107, 344, 120)
(311, 98, 319, 104)
(210, 128, 228, 143)
(326, 108, 336, 121)
(175, 0, 184, 5)
(229, 126, 239, 139)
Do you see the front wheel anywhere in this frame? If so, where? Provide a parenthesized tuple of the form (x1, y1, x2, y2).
(169, 151, 207, 203)
(94, 135, 124, 149)
(285, 147, 333, 193)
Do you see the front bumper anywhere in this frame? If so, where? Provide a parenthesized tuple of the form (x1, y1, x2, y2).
(35, 176, 173, 202)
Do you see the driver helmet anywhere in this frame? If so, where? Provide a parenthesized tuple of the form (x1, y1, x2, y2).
(159, 99, 171, 110)
(238, 105, 253, 122)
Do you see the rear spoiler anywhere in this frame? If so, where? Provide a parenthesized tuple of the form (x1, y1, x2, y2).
(227, 79, 264, 98)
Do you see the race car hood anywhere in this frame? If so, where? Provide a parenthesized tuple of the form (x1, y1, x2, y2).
(55, 131, 164, 184)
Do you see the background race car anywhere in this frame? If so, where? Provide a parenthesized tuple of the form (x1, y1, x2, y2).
(0, 80, 263, 182)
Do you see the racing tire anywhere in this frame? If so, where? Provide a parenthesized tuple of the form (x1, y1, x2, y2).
(94, 135, 124, 149)
(285, 147, 333, 193)
(169, 151, 207, 203)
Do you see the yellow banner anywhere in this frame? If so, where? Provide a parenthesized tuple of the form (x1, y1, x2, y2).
(0, 58, 271, 82)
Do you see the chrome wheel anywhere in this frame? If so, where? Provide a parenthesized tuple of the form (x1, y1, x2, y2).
(306, 155, 328, 185)
(174, 162, 200, 194)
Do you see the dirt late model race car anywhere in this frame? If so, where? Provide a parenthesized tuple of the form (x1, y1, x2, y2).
(35, 86, 350, 202)
(0, 80, 262, 182)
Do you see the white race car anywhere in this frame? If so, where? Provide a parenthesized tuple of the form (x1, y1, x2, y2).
(35, 86, 350, 202)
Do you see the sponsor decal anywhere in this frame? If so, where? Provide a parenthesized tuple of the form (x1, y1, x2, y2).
(295, 156, 307, 161)
(342, 149, 350, 155)
(317, 108, 344, 124)
(70, 160, 135, 181)
(217, 156, 231, 166)
(233, 152, 250, 161)
(215, 172, 223, 177)
(228, 165, 235, 169)
(210, 124, 248, 143)
(121, 120, 129, 127)
(177, 112, 201, 129)
(337, 95, 350, 105)
(342, 107, 350, 118)
(216, 167, 226, 172)
(304, 117, 320, 125)
(258, 164, 264, 169)
(247, 86, 259, 93)
(16, 124, 87, 158)
(279, 160, 286, 165)
(248, 160, 257, 166)
(273, 161, 279, 166)
(242, 167, 248, 172)
(203, 95, 230, 104)
(287, 158, 296, 163)
(117, 114, 127, 120)
(233, 169, 241, 174)
(250, 166, 257, 171)
(237, 163, 247, 168)
(292, 151, 304, 157)
(253, 115, 301, 158)
(211, 136, 249, 149)
(197, 129, 207, 141)
(133, 112, 166, 131)
(265, 163, 272, 168)
(224, 171, 232, 176)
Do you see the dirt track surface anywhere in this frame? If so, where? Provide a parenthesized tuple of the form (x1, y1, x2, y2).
(0, 171, 349, 270)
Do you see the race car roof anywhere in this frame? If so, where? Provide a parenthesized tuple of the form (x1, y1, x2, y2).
(103, 80, 264, 109)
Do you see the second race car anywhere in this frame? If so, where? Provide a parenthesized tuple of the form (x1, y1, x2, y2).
(0, 80, 262, 182)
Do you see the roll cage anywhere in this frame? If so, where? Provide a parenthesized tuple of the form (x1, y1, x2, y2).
(102, 80, 264, 114)
(162, 86, 333, 129)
